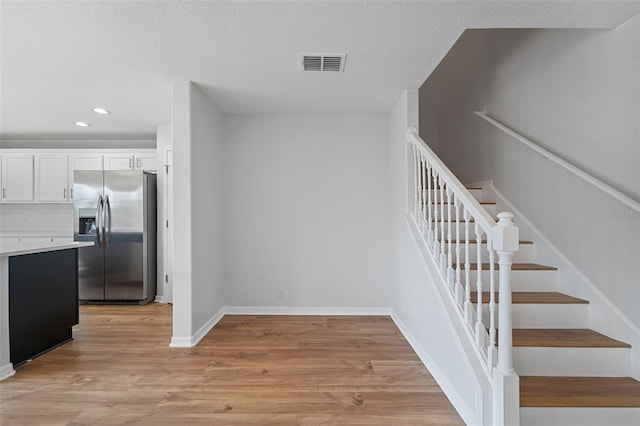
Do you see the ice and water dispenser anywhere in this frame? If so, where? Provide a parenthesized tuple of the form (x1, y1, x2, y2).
(78, 208, 97, 235)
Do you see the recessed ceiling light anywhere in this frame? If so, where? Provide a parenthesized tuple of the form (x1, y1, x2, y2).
(92, 107, 110, 115)
(74, 121, 90, 127)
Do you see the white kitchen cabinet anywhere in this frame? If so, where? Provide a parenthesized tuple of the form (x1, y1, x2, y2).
(104, 153, 135, 171)
(73, 154, 103, 171)
(1, 154, 35, 202)
(36, 154, 71, 202)
(104, 153, 156, 171)
(134, 153, 157, 171)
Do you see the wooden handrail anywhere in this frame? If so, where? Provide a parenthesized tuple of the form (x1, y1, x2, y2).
(407, 128, 497, 233)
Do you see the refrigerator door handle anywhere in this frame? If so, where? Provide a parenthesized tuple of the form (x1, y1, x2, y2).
(104, 195, 112, 248)
(96, 195, 103, 249)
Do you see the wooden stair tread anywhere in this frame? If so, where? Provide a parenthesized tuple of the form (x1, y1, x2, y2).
(454, 263, 557, 271)
(471, 291, 588, 305)
(520, 376, 640, 407)
(513, 329, 631, 348)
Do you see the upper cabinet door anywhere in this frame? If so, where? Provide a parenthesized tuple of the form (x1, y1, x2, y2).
(134, 153, 157, 171)
(104, 154, 134, 171)
(36, 154, 70, 202)
(73, 154, 103, 171)
(1, 154, 35, 202)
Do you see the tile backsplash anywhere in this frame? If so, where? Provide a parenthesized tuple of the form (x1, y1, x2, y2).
(0, 203, 73, 237)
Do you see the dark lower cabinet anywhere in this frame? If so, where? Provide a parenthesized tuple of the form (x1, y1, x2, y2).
(9, 248, 79, 367)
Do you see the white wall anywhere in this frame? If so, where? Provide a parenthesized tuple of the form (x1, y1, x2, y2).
(190, 85, 224, 330)
(420, 17, 640, 330)
(389, 90, 489, 425)
(222, 114, 390, 308)
(171, 81, 225, 345)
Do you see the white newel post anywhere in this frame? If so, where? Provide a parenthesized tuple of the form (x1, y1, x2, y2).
(492, 212, 520, 426)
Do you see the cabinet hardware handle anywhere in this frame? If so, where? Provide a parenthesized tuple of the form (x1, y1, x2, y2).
(2, 188, 5, 198)
(136, 158, 140, 169)
(71, 188, 74, 199)
(64, 188, 67, 198)
(129, 157, 133, 169)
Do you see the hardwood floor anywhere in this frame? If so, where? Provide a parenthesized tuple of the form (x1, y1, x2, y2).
(0, 304, 463, 425)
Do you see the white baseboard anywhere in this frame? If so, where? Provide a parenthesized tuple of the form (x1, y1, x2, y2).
(0, 363, 15, 381)
(223, 306, 392, 316)
(169, 306, 225, 348)
(168, 336, 192, 348)
(168, 306, 392, 348)
(154, 295, 167, 304)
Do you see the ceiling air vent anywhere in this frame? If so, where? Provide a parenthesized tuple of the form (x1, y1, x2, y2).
(300, 54, 346, 72)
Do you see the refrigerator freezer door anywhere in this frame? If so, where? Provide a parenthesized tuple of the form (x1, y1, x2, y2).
(74, 171, 105, 301)
(73, 171, 104, 235)
(76, 234, 105, 300)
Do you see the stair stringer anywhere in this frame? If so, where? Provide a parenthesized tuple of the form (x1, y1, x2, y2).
(475, 180, 640, 380)
(403, 213, 496, 425)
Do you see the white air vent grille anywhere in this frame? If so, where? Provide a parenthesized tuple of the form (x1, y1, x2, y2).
(300, 54, 346, 72)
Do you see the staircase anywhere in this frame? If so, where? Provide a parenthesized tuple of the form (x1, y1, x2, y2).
(466, 185, 640, 426)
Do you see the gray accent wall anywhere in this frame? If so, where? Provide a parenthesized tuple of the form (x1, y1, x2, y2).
(419, 15, 640, 328)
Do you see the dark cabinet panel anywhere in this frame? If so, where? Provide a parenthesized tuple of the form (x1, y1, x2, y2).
(9, 248, 78, 366)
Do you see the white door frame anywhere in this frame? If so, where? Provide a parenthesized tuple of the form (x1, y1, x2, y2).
(163, 147, 174, 304)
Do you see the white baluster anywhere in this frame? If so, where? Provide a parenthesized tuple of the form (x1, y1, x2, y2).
(413, 145, 419, 219)
(446, 187, 454, 288)
(492, 212, 520, 426)
(487, 238, 497, 371)
(439, 177, 446, 271)
(418, 155, 425, 231)
(426, 164, 434, 245)
(421, 159, 428, 234)
(454, 197, 463, 307)
(475, 223, 485, 347)
(463, 207, 472, 324)
(432, 173, 440, 258)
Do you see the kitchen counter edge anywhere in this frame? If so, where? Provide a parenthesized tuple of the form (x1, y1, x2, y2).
(0, 241, 94, 257)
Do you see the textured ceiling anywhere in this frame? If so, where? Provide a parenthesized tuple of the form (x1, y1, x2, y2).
(2, 1, 639, 139)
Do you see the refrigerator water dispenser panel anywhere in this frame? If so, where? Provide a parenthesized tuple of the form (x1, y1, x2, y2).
(78, 208, 97, 235)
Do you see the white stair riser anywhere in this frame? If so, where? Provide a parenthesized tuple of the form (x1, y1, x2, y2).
(470, 270, 557, 292)
(514, 347, 631, 377)
(521, 407, 640, 426)
(481, 304, 588, 329)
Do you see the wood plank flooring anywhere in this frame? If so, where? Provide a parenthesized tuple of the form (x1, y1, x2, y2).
(0, 303, 463, 425)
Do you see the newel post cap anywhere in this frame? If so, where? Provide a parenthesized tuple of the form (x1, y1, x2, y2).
(493, 212, 519, 252)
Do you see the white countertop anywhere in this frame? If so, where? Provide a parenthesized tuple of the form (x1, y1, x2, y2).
(0, 238, 93, 257)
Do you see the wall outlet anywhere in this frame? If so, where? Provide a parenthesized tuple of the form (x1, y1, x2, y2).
(277, 288, 286, 300)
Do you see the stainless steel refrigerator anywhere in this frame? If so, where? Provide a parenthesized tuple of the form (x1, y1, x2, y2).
(73, 170, 156, 304)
